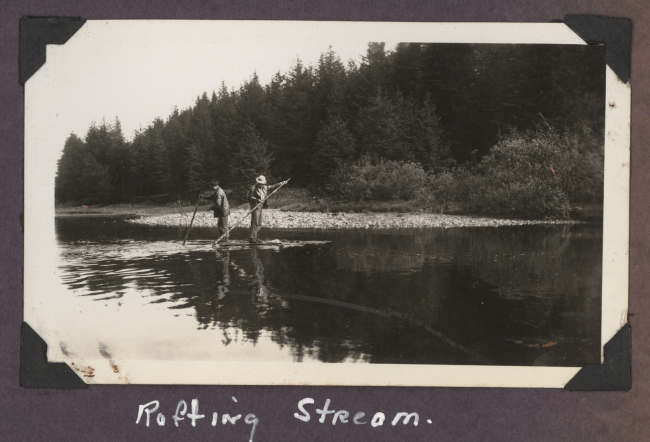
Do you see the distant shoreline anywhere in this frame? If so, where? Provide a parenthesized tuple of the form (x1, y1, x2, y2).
(55, 204, 587, 229)
(130, 210, 584, 229)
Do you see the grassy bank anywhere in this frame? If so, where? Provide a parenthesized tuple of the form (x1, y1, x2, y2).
(267, 188, 430, 213)
(56, 202, 186, 217)
(54, 188, 426, 217)
(56, 187, 601, 221)
(263, 188, 601, 221)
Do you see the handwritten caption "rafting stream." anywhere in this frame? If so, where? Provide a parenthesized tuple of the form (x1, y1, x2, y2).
(136, 397, 426, 440)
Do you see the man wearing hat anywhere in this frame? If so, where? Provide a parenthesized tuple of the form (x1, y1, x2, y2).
(200, 180, 230, 240)
(247, 175, 288, 243)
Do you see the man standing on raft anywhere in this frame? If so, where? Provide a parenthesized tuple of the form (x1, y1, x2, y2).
(200, 180, 230, 241)
(247, 175, 288, 244)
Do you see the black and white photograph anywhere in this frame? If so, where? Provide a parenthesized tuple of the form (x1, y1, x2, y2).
(23, 21, 630, 386)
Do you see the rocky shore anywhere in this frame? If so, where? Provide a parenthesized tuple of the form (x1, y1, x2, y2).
(126, 208, 578, 229)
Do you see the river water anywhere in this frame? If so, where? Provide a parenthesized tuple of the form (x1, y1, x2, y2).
(54, 216, 602, 367)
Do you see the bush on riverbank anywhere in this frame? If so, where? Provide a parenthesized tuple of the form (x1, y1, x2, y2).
(318, 125, 603, 220)
(265, 187, 423, 213)
(463, 126, 602, 219)
(328, 157, 428, 201)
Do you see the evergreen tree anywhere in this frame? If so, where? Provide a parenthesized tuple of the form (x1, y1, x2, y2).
(346, 43, 389, 113)
(403, 97, 452, 172)
(55, 133, 88, 202)
(83, 154, 113, 201)
(355, 92, 413, 162)
(187, 92, 215, 193)
(210, 83, 239, 187)
(237, 73, 272, 136)
(161, 108, 191, 196)
(314, 48, 348, 121)
(83, 118, 128, 201)
(110, 118, 130, 199)
(229, 122, 273, 197)
(312, 118, 356, 187)
(266, 58, 318, 185)
(130, 117, 166, 196)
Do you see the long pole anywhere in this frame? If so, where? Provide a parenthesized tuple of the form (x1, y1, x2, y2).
(177, 199, 187, 217)
(182, 191, 203, 246)
(212, 179, 290, 247)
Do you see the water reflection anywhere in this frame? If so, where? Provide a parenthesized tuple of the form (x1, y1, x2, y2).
(56, 217, 602, 366)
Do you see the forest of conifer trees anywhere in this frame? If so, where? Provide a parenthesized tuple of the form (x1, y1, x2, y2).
(55, 43, 605, 219)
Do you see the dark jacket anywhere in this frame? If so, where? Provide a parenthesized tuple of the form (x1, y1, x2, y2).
(201, 187, 230, 217)
(247, 183, 282, 209)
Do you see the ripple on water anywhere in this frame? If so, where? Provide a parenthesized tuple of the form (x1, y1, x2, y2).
(53, 218, 604, 367)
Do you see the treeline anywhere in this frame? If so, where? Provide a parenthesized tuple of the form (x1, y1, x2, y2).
(56, 43, 605, 218)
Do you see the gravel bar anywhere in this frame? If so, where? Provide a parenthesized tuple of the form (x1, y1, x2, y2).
(126, 209, 578, 229)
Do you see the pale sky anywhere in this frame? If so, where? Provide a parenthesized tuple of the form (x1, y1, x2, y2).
(34, 21, 389, 147)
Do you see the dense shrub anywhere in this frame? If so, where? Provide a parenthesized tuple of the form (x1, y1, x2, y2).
(462, 126, 602, 219)
(559, 125, 604, 204)
(329, 157, 428, 201)
(470, 176, 571, 219)
(423, 169, 469, 208)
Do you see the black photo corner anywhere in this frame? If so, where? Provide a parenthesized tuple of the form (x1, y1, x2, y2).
(20, 323, 87, 389)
